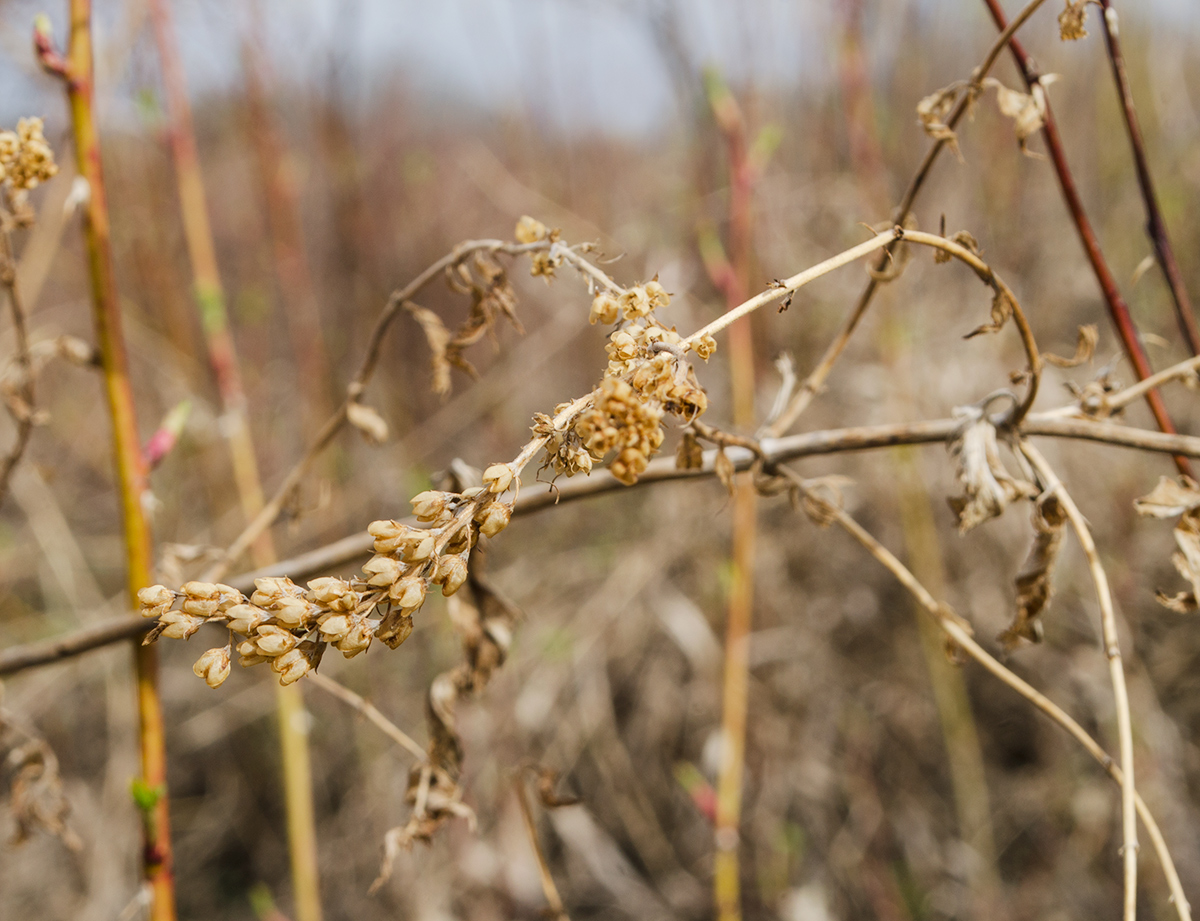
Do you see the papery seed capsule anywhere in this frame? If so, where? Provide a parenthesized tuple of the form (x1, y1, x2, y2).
(254, 625, 298, 657)
(335, 618, 373, 658)
(192, 647, 232, 689)
(362, 555, 403, 587)
(227, 604, 268, 635)
(476, 502, 512, 538)
(411, 490, 454, 522)
(181, 581, 219, 600)
(367, 519, 404, 540)
(645, 280, 670, 309)
(239, 650, 269, 668)
(251, 576, 296, 607)
(397, 531, 435, 563)
(137, 585, 174, 608)
(433, 554, 469, 596)
(515, 215, 548, 243)
(388, 576, 427, 609)
(693, 334, 717, 360)
(445, 526, 474, 555)
(272, 649, 309, 685)
(620, 286, 651, 320)
(318, 614, 352, 640)
(180, 597, 220, 618)
(589, 293, 620, 326)
(482, 464, 514, 494)
(159, 612, 205, 640)
(272, 597, 311, 628)
(306, 577, 350, 604)
(376, 612, 414, 650)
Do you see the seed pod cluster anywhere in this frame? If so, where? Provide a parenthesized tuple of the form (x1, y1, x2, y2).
(138, 474, 518, 689)
(570, 283, 710, 485)
(0, 117, 58, 191)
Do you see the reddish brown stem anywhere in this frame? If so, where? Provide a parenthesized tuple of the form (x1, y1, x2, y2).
(1098, 0, 1200, 356)
(981, 0, 1192, 477)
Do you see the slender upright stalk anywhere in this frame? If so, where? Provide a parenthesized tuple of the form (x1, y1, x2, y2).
(34, 5, 176, 919)
(147, 2, 322, 918)
(703, 71, 759, 921)
(982, 0, 1192, 478)
(1098, 0, 1200, 356)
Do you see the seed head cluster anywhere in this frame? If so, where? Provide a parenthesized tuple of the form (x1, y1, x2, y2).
(568, 280, 712, 485)
(0, 118, 57, 192)
(138, 474, 518, 688)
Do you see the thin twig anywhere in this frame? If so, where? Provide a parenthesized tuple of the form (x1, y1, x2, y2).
(514, 773, 571, 921)
(12, 410, 1200, 677)
(981, 0, 1192, 478)
(1018, 441, 1139, 920)
(305, 672, 426, 762)
(1104, 354, 1200, 414)
(1098, 0, 1200, 355)
(782, 468, 1189, 921)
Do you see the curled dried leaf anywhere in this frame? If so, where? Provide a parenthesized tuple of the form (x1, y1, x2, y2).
(404, 302, 452, 396)
(346, 401, 389, 444)
(999, 494, 1067, 650)
(1135, 476, 1200, 518)
(965, 288, 1014, 339)
(714, 447, 735, 496)
(947, 409, 1035, 532)
(1058, 0, 1089, 40)
(984, 76, 1057, 157)
(1044, 324, 1098, 368)
(676, 430, 704, 470)
(916, 83, 964, 161)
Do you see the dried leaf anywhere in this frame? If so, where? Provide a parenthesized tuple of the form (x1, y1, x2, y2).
(1133, 476, 1200, 519)
(676, 430, 704, 470)
(1044, 324, 1098, 368)
(965, 288, 1014, 338)
(346, 401, 389, 444)
(916, 83, 964, 161)
(532, 767, 580, 808)
(714, 447, 735, 496)
(404, 302, 453, 395)
(1171, 513, 1200, 600)
(984, 76, 1056, 156)
(947, 410, 1035, 532)
(1058, 0, 1089, 40)
(1156, 591, 1197, 614)
(999, 494, 1067, 650)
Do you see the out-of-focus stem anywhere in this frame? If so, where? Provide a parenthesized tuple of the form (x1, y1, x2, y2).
(705, 70, 758, 921)
(35, 4, 176, 919)
(982, 0, 1192, 478)
(147, 2, 322, 919)
(1098, 0, 1200, 356)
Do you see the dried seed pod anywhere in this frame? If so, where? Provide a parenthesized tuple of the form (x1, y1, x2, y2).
(619, 286, 651, 320)
(388, 576, 427, 609)
(181, 581, 219, 600)
(644, 280, 670, 310)
(396, 530, 436, 563)
(411, 490, 456, 523)
(272, 596, 312, 628)
(375, 612, 414, 650)
(306, 577, 352, 605)
(515, 215, 548, 243)
(693, 334, 717, 360)
(137, 585, 174, 609)
(318, 614, 353, 641)
(433, 554, 469, 596)
(445, 526, 475, 555)
(589, 293, 620, 326)
(334, 617, 373, 658)
(158, 612, 205, 640)
(226, 604, 268, 635)
(475, 501, 512, 538)
(362, 555, 403, 587)
(180, 597, 220, 618)
(192, 647, 232, 689)
(482, 464, 514, 494)
(251, 576, 300, 607)
(254, 625, 298, 657)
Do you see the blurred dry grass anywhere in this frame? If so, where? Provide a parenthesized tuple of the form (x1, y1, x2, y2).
(3, 1, 1200, 919)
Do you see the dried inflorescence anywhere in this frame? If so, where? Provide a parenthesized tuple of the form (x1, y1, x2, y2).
(0, 118, 57, 193)
(569, 280, 711, 485)
(139, 474, 518, 687)
(1134, 476, 1200, 612)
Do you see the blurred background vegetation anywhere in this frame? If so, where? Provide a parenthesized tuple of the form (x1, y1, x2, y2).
(2, 1, 1200, 919)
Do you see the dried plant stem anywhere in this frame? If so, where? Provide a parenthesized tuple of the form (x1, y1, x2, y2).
(1018, 441, 1138, 921)
(305, 673, 425, 761)
(36, 5, 176, 918)
(148, 3, 321, 915)
(514, 774, 571, 921)
(13, 408, 1200, 678)
(201, 239, 548, 582)
(0, 211, 36, 508)
(1098, 0, 1200, 355)
(1105, 354, 1200, 413)
(703, 71, 759, 921)
(784, 470, 1189, 921)
(685, 228, 898, 346)
(982, 0, 1191, 478)
(764, 0, 1047, 438)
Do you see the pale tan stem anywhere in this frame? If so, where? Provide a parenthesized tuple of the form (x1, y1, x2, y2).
(305, 673, 426, 761)
(1018, 441, 1139, 921)
(1105, 354, 1200, 414)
